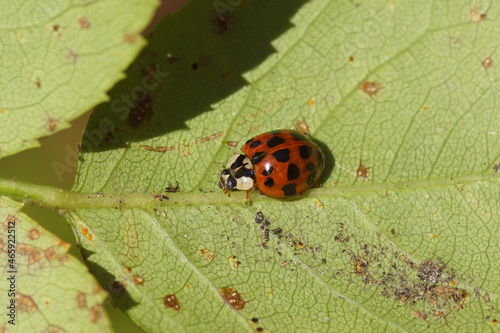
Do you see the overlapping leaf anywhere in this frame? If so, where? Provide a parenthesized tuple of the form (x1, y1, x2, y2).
(0, 0, 159, 158)
(0, 197, 111, 332)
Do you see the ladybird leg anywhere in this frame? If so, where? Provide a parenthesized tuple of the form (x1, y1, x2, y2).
(225, 188, 231, 197)
(245, 190, 250, 205)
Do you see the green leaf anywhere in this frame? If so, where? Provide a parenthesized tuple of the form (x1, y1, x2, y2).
(69, 0, 500, 331)
(0, 197, 111, 332)
(0, 0, 159, 158)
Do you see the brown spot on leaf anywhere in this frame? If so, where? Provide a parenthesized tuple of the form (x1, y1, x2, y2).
(89, 304, 103, 323)
(44, 247, 58, 261)
(18, 244, 42, 264)
(483, 293, 490, 302)
(132, 274, 144, 285)
(16, 294, 38, 314)
(213, 13, 231, 35)
(128, 93, 153, 129)
(198, 246, 215, 262)
(124, 33, 137, 44)
(27, 228, 42, 240)
(76, 292, 87, 308)
(357, 163, 368, 179)
(493, 163, 500, 172)
(92, 283, 101, 294)
(353, 256, 369, 276)
(294, 120, 309, 135)
(361, 81, 381, 96)
(165, 183, 180, 193)
(471, 6, 487, 22)
(79, 16, 90, 29)
(46, 118, 58, 132)
(482, 57, 493, 68)
(414, 310, 426, 320)
(3, 215, 16, 227)
(56, 239, 71, 252)
(433, 286, 463, 299)
(226, 141, 238, 147)
(163, 294, 181, 311)
(349, 56, 355, 62)
(142, 145, 176, 153)
(220, 287, 245, 310)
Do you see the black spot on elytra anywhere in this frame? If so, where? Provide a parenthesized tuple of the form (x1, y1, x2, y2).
(251, 152, 266, 164)
(267, 136, 285, 148)
(282, 183, 296, 196)
(307, 171, 317, 186)
(269, 130, 282, 135)
(287, 164, 300, 181)
(306, 161, 315, 171)
(245, 138, 254, 145)
(299, 145, 312, 159)
(264, 177, 274, 187)
(231, 154, 246, 170)
(272, 149, 290, 162)
(290, 132, 308, 141)
(250, 140, 261, 148)
(262, 164, 273, 176)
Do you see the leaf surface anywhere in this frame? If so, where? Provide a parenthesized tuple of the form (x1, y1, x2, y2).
(0, 197, 111, 331)
(69, 0, 500, 331)
(0, 0, 159, 158)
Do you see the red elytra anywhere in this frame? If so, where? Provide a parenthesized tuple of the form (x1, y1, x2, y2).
(241, 129, 325, 198)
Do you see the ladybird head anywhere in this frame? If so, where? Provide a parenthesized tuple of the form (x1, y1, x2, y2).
(218, 169, 237, 190)
(219, 153, 255, 192)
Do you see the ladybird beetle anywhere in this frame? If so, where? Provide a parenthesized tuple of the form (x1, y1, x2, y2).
(219, 129, 325, 199)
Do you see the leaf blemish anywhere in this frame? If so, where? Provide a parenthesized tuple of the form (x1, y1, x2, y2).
(357, 163, 369, 180)
(78, 16, 90, 29)
(128, 92, 153, 129)
(361, 81, 381, 96)
(198, 246, 215, 262)
(213, 13, 231, 35)
(76, 292, 87, 308)
(45, 117, 59, 132)
(89, 304, 103, 323)
(482, 57, 493, 69)
(164, 294, 181, 311)
(16, 294, 38, 314)
(220, 287, 245, 310)
(471, 6, 487, 22)
(124, 33, 137, 44)
(17, 244, 42, 264)
(27, 228, 42, 240)
(132, 274, 144, 285)
(140, 131, 224, 153)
